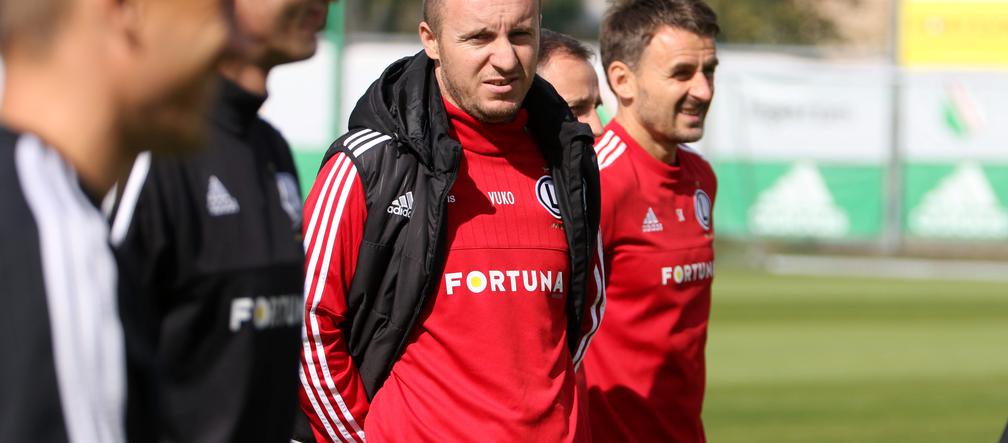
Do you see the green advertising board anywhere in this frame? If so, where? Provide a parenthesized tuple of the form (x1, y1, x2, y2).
(903, 162, 1008, 240)
(713, 161, 885, 240)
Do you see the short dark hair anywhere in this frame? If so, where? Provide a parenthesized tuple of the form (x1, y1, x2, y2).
(601, 0, 719, 72)
(422, 0, 442, 32)
(0, 0, 68, 53)
(423, 0, 541, 34)
(538, 28, 594, 68)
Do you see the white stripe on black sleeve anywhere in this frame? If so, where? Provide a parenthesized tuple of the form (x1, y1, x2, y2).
(16, 135, 126, 443)
(109, 151, 151, 247)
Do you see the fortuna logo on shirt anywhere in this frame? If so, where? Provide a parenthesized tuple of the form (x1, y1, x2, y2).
(642, 207, 664, 232)
(229, 294, 302, 332)
(388, 191, 414, 218)
(661, 261, 714, 285)
(207, 175, 240, 216)
(445, 269, 565, 298)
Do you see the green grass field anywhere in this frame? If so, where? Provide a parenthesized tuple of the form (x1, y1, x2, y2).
(704, 268, 1008, 442)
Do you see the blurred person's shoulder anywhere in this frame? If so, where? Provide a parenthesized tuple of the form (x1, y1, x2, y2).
(0, 125, 31, 220)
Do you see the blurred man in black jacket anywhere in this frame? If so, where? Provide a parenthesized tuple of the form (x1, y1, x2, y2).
(0, 0, 237, 441)
(110, 1, 336, 442)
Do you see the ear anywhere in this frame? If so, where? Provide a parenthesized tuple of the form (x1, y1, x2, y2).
(607, 61, 636, 103)
(419, 21, 440, 61)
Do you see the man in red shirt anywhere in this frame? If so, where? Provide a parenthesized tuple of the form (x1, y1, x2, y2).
(296, 0, 604, 441)
(584, 1, 720, 442)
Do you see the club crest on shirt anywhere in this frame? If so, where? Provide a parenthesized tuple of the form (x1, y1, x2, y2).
(275, 172, 302, 227)
(694, 189, 712, 231)
(536, 176, 562, 220)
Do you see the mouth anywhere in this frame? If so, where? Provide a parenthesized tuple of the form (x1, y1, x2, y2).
(483, 78, 516, 95)
(678, 105, 708, 122)
(301, 1, 329, 33)
(679, 107, 704, 116)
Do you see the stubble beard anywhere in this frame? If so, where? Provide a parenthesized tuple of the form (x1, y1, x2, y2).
(637, 87, 704, 145)
(438, 65, 521, 124)
(121, 75, 216, 156)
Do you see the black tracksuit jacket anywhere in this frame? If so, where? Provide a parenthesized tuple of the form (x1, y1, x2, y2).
(113, 78, 304, 443)
(0, 126, 132, 443)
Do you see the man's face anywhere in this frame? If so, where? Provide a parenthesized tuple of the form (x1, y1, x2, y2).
(234, 0, 331, 66)
(422, 0, 539, 123)
(118, 0, 237, 153)
(630, 26, 717, 144)
(538, 52, 603, 137)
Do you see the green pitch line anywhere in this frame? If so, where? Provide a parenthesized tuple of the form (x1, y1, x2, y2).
(704, 269, 1008, 443)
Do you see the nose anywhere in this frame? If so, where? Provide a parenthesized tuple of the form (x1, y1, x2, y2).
(689, 72, 714, 103)
(488, 36, 521, 75)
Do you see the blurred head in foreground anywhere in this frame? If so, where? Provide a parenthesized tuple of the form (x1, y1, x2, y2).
(537, 28, 603, 137)
(0, 0, 239, 191)
(229, 0, 333, 70)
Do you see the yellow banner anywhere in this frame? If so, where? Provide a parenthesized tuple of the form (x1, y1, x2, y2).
(901, 0, 1008, 66)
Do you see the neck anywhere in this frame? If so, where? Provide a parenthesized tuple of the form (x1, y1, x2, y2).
(218, 57, 272, 96)
(614, 110, 678, 165)
(0, 51, 132, 197)
(434, 67, 461, 114)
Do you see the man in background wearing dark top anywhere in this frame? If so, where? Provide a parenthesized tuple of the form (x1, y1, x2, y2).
(0, 0, 236, 442)
(110, 0, 336, 441)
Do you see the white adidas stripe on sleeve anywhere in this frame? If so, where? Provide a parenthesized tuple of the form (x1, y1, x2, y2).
(301, 152, 366, 443)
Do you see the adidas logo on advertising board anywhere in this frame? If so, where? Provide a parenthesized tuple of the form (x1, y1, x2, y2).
(388, 192, 414, 218)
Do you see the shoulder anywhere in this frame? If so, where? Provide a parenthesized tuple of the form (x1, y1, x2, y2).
(322, 127, 413, 191)
(252, 117, 293, 151)
(4, 133, 108, 244)
(0, 128, 23, 193)
(333, 128, 395, 157)
(325, 128, 395, 167)
(593, 129, 638, 200)
(594, 128, 632, 172)
(678, 144, 718, 191)
(0, 131, 38, 241)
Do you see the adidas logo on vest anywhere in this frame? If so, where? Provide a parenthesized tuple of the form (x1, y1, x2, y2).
(388, 192, 414, 218)
(642, 207, 663, 233)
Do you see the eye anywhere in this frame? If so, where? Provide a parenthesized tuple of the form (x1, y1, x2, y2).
(509, 30, 534, 42)
(465, 32, 493, 43)
(569, 103, 591, 116)
(673, 70, 693, 81)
